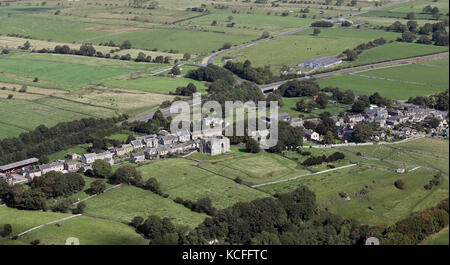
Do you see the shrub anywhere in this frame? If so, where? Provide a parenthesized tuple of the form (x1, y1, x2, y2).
(394, 179, 406, 190)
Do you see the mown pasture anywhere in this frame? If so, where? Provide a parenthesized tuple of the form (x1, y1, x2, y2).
(318, 73, 446, 100)
(346, 42, 448, 67)
(138, 158, 270, 208)
(215, 28, 402, 74)
(193, 151, 313, 186)
(0, 52, 165, 90)
(84, 185, 208, 229)
(103, 76, 208, 94)
(259, 138, 449, 226)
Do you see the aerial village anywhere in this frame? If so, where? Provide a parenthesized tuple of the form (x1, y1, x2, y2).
(1, 98, 447, 188)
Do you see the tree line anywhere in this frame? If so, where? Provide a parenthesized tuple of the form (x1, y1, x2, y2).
(0, 115, 128, 165)
(407, 90, 449, 111)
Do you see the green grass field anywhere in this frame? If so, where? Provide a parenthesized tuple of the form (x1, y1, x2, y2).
(424, 229, 449, 245)
(138, 158, 270, 208)
(0, 207, 70, 236)
(0, 5, 60, 18)
(215, 28, 402, 73)
(84, 185, 208, 228)
(0, 97, 117, 134)
(318, 73, 446, 100)
(0, 205, 147, 245)
(47, 144, 89, 161)
(103, 76, 208, 94)
(0, 123, 27, 139)
(259, 138, 449, 226)
(354, 60, 449, 88)
(91, 28, 256, 55)
(23, 216, 148, 245)
(0, 16, 112, 43)
(347, 42, 448, 67)
(194, 151, 312, 185)
(0, 52, 164, 90)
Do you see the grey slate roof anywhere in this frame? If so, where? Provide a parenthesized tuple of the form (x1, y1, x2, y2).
(0, 158, 39, 171)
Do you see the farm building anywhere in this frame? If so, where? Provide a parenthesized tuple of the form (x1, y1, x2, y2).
(298, 56, 342, 69)
(0, 158, 39, 174)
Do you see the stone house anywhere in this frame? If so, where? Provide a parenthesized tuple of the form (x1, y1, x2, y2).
(159, 134, 178, 146)
(141, 136, 159, 148)
(130, 152, 145, 163)
(157, 146, 170, 157)
(115, 147, 129, 157)
(175, 129, 191, 143)
(144, 148, 158, 159)
(122, 144, 134, 153)
(39, 162, 65, 175)
(131, 139, 144, 150)
(81, 153, 97, 164)
(303, 129, 320, 142)
(65, 161, 79, 172)
(66, 152, 80, 160)
(22, 169, 42, 179)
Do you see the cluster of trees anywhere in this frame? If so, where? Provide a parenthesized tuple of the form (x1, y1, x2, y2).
(351, 92, 391, 114)
(186, 64, 235, 84)
(351, 122, 379, 143)
(0, 116, 127, 166)
(394, 179, 406, 190)
(0, 171, 85, 211)
(407, 90, 449, 111)
(424, 172, 442, 190)
(311, 21, 334, 27)
(278, 79, 320, 98)
(206, 80, 266, 107)
(171, 83, 197, 96)
(322, 86, 355, 105)
(376, 198, 449, 245)
(341, 38, 387, 61)
(133, 215, 205, 245)
(224, 60, 273, 84)
(302, 152, 345, 166)
(174, 197, 217, 216)
(369, 92, 394, 108)
(195, 186, 366, 245)
(245, 137, 261, 153)
(268, 121, 304, 153)
(37, 42, 171, 63)
(314, 112, 338, 137)
(422, 5, 442, 19)
(123, 110, 171, 135)
(386, 20, 448, 46)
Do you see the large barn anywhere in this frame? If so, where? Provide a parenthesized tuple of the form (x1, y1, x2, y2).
(0, 157, 39, 174)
